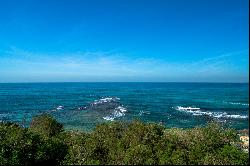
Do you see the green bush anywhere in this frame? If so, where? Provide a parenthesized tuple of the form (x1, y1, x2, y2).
(0, 116, 67, 165)
(0, 115, 249, 165)
(0, 122, 41, 165)
(35, 136, 68, 165)
(30, 113, 63, 137)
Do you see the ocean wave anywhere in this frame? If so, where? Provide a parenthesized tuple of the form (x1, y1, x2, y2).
(223, 101, 249, 106)
(49, 105, 64, 112)
(103, 116, 115, 121)
(103, 106, 127, 121)
(92, 97, 120, 105)
(56, 105, 64, 110)
(0, 113, 10, 119)
(174, 106, 248, 119)
(139, 110, 151, 116)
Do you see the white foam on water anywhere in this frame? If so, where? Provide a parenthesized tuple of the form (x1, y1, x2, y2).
(93, 97, 120, 105)
(56, 105, 64, 110)
(174, 106, 248, 119)
(117, 106, 126, 112)
(103, 105, 127, 121)
(139, 110, 151, 116)
(229, 102, 249, 106)
(224, 114, 248, 119)
(103, 116, 115, 121)
(176, 106, 200, 110)
(223, 101, 249, 106)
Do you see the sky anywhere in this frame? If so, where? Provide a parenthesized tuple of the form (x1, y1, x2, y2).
(0, 0, 249, 83)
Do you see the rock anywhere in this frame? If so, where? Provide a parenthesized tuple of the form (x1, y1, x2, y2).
(240, 135, 249, 148)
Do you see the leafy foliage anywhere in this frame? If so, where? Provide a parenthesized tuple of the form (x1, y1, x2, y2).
(0, 116, 67, 165)
(30, 113, 63, 137)
(0, 115, 248, 165)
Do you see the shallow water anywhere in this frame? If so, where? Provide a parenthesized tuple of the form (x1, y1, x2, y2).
(0, 82, 248, 131)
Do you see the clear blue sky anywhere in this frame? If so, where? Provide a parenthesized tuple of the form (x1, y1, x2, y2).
(0, 0, 249, 82)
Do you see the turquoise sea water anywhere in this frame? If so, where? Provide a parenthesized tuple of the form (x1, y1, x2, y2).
(0, 82, 248, 131)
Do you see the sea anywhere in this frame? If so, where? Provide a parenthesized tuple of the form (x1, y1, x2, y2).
(0, 82, 248, 132)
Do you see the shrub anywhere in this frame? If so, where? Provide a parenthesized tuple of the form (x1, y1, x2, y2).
(30, 113, 63, 137)
(0, 115, 249, 165)
(0, 121, 68, 165)
(35, 136, 68, 165)
(0, 122, 41, 165)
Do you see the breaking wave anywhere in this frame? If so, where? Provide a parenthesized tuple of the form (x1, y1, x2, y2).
(49, 105, 64, 112)
(223, 101, 249, 106)
(174, 106, 248, 119)
(103, 106, 127, 121)
(92, 97, 120, 105)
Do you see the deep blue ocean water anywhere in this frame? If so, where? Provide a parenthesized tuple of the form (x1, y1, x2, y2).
(0, 82, 248, 131)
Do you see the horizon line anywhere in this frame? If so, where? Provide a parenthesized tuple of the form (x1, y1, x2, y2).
(0, 81, 249, 84)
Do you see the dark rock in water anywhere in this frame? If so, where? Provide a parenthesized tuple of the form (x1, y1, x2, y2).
(81, 97, 126, 121)
(77, 98, 120, 111)
(78, 106, 87, 110)
(88, 97, 121, 113)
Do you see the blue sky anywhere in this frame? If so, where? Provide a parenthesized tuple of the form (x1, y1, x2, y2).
(0, 0, 249, 82)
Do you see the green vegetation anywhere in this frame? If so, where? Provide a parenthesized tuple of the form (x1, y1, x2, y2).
(0, 114, 248, 165)
(30, 113, 63, 137)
